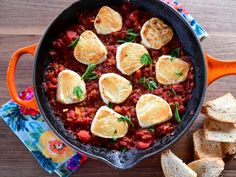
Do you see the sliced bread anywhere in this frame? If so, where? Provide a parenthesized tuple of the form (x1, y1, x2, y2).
(188, 157, 225, 177)
(193, 129, 223, 159)
(161, 150, 197, 177)
(204, 118, 236, 143)
(202, 93, 236, 123)
(221, 142, 236, 156)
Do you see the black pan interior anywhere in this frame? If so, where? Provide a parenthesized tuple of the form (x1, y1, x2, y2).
(33, 0, 207, 169)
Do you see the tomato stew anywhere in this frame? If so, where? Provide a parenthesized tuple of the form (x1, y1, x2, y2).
(43, 1, 194, 150)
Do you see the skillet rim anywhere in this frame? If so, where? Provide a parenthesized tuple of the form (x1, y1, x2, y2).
(33, 0, 207, 169)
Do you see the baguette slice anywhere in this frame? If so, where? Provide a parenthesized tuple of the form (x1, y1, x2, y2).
(221, 142, 236, 156)
(204, 118, 236, 143)
(161, 150, 197, 177)
(202, 93, 236, 123)
(188, 158, 225, 177)
(193, 129, 223, 159)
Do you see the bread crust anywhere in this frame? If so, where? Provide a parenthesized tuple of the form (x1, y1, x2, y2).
(193, 129, 223, 160)
(202, 93, 236, 123)
(161, 150, 197, 177)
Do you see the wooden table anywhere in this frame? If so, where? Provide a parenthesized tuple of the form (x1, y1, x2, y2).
(1, 0, 236, 176)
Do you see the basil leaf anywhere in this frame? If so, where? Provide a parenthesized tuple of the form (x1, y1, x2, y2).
(118, 29, 138, 44)
(110, 129, 118, 144)
(129, 80, 133, 86)
(147, 80, 157, 91)
(73, 86, 83, 99)
(117, 116, 134, 127)
(138, 77, 157, 91)
(68, 37, 80, 48)
(107, 102, 112, 109)
(171, 88, 177, 95)
(148, 126, 155, 133)
(138, 77, 145, 84)
(120, 147, 127, 152)
(81, 64, 98, 81)
(127, 29, 139, 36)
(174, 102, 181, 123)
(170, 48, 180, 58)
(141, 53, 152, 65)
(86, 75, 98, 81)
(175, 71, 183, 76)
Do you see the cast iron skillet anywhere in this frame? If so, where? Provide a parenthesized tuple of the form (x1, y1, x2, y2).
(7, 0, 236, 169)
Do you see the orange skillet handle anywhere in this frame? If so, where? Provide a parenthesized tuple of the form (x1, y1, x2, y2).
(7, 44, 39, 111)
(206, 53, 236, 85)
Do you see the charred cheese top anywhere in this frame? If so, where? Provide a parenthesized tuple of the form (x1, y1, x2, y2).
(57, 69, 86, 104)
(136, 94, 172, 128)
(90, 106, 128, 138)
(155, 55, 190, 85)
(94, 6, 122, 34)
(74, 30, 107, 65)
(116, 43, 149, 75)
(99, 73, 132, 104)
(141, 18, 173, 50)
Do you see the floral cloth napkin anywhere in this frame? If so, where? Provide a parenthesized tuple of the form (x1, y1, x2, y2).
(0, 87, 87, 177)
(0, 1, 207, 177)
(162, 0, 208, 40)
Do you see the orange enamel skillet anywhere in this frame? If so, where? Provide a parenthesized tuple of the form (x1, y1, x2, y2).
(5, 0, 236, 169)
(7, 45, 236, 111)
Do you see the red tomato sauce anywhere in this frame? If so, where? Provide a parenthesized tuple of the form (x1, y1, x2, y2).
(43, 2, 194, 151)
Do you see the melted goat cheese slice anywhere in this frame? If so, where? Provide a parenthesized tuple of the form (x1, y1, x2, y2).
(94, 6, 122, 34)
(90, 106, 128, 138)
(136, 94, 172, 128)
(141, 18, 173, 50)
(116, 43, 149, 75)
(156, 55, 190, 85)
(74, 30, 107, 65)
(57, 69, 86, 104)
(99, 73, 132, 104)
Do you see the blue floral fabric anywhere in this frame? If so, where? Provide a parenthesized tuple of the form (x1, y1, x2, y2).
(162, 0, 208, 40)
(0, 87, 87, 177)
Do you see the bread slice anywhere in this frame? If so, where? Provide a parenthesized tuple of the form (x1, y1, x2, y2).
(193, 129, 223, 159)
(222, 142, 236, 156)
(188, 157, 225, 177)
(204, 118, 236, 143)
(161, 150, 197, 177)
(202, 93, 236, 123)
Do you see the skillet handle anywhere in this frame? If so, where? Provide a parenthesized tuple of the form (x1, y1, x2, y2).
(7, 44, 39, 111)
(206, 53, 236, 85)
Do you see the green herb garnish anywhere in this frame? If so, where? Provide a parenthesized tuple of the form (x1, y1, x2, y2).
(141, 53, 152, 65)
(120, 147, 127, 152)
(138, 77, 158, 91)
(148, 126, 155, 133)
(73, 86, 83, 99)
(117, 116, 134, 127)
(171, 88, 177, 95)
(129, 80, 133, 86)
(110, 129, 118, 143)
(174, 102, 181, 123)
(127, 29, 139, 36)
(68, 37, 80, 48)
(175, 71, 183, 76)
(81, 64, 98, 81)
(169, 48, 180, 58)
(107, 102, 113, 109)
(117, 29, 138, 43)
